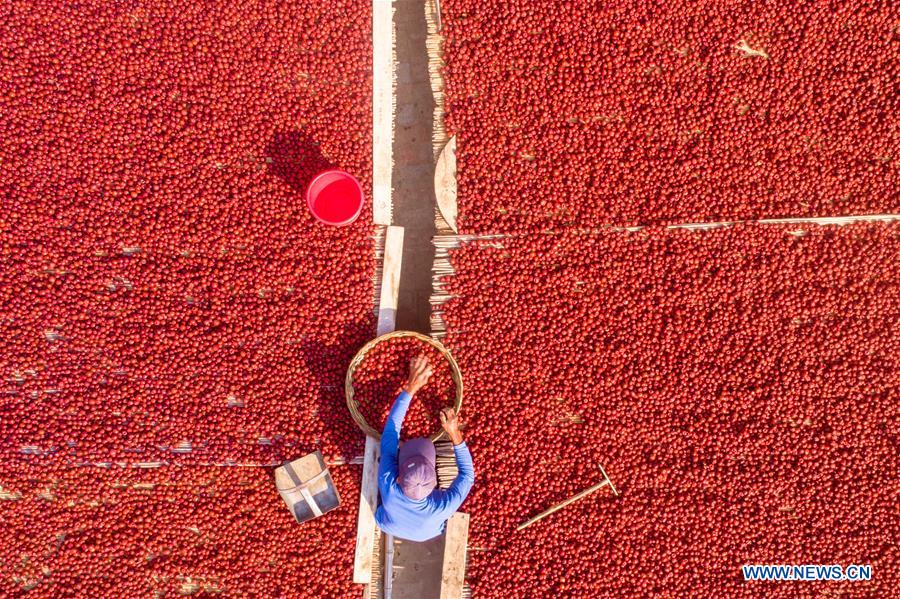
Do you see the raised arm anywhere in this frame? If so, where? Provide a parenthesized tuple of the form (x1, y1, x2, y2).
(378, 354, 434, 481)
(378, 390, 411, 480)
(434, 407, 475, 513)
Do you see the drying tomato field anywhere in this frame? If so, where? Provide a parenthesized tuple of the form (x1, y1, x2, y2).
(1, 1, 374, 596)
(438, 224, 897, 596)
(442, 0, 897, 231)
(1, 0, 898, 597)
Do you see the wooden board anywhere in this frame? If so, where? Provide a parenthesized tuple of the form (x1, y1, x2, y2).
(372, 0, 393, 225)
(434, 136, 458, 233)
(440, 513, 469, 599)
(353, 437, 382, 584)
(357, 223, 401, 584)
(377, 225, 404, 336)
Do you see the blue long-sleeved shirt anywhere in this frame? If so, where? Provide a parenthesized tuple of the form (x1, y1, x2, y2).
(374, 390, 475, 542)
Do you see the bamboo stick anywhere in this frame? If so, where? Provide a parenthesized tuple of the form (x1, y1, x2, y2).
(428, 215, 900, 339)
(516, 467, 618, 532)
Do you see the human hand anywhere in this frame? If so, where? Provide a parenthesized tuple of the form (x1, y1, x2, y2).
(404, 353, 433, 395)
(439, 407, 464, 446)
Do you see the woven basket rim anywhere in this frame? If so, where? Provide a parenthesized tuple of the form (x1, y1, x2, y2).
(345, 330, 464, 441)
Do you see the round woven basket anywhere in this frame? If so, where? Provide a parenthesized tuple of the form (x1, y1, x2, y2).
(346, 330, 463, 441)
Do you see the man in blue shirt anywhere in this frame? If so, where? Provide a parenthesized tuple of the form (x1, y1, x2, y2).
(375, 354, 475, 542)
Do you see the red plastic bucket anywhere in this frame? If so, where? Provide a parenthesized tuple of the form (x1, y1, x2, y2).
(306, 169, 364, 226)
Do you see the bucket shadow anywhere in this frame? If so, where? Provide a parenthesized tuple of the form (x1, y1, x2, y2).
(266, 130, 333, 193)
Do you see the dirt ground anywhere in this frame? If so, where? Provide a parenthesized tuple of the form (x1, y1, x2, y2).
(392, 0, 437, 334)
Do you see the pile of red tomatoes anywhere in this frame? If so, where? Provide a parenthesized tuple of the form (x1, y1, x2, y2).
(0, 0, 377, 464)
(351, 336, 457, 439)
(441, 0, 898, 232)
(1, 1, 374, 596)
(1, 0, 897, 597)
(0, 462, 365, 596)
(440, 223, 898, 597)
(438, 5, 898, 591)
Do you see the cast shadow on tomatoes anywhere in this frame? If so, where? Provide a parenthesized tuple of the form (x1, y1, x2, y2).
(266, 130, 333, 194)
(297, 314, 378, 461)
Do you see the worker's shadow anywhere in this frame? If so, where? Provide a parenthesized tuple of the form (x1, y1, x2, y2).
(299, 315, 377, 460)
(266, 130, 332, 194)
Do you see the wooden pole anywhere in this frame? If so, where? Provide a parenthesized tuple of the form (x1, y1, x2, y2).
(376, 226, 404, 335)
(372, 0, 393, 225)
(353, 437, 382, 583)
(383, 534, 395, 599)
(516, 466, 618, 532)
(354, 225, 403, 582)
